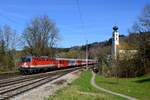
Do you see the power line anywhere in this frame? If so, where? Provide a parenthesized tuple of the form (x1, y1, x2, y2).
(76, 0, 85, 31)
(76, 0, 88, 67)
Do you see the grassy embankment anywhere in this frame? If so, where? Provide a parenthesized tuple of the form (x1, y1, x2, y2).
(95, 74, 150, 100)
(47, 70, 123, 100)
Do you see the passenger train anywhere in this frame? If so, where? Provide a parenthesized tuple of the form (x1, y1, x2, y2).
(16, 56, 97, 74)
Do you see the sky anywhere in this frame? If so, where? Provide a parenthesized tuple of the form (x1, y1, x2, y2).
(0, 0, 149, 48)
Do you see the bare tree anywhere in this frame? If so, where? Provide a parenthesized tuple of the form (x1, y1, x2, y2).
(0, 25, 19, 71)
(23, 16, 59, 57)
(0, 25, 18, 54)
(139, 4, 150, 32)
(129, 4, 150, 75)
(131, 4, 150, 32)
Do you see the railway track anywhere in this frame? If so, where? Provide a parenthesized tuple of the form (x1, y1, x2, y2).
(0, 67, 81, 100)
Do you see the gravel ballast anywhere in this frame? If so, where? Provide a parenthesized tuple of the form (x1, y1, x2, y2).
(11, 69, 81, 100)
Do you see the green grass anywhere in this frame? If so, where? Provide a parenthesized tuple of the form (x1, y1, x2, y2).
(95, 74, 150, 100)
(47, 71, 124, 100)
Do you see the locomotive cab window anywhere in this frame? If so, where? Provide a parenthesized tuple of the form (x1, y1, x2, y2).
(21, 57, 31, 62)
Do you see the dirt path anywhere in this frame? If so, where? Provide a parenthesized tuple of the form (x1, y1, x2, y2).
(91, 71, 137, 100)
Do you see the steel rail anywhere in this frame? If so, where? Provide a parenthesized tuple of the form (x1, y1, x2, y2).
(0, 67, 81, 100)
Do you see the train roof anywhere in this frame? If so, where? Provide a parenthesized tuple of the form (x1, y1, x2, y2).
(18, 56, 97, 61)
(56, 58, 96, 61)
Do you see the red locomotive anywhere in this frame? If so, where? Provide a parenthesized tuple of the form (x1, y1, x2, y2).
(16, 56, 97, 74)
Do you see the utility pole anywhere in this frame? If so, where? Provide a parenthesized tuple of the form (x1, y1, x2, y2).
(86, 40, 88, 69)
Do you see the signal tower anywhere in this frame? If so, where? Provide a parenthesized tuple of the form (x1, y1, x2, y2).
(112, 26, 119, 59)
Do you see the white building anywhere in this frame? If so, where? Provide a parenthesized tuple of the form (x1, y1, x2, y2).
(111, 26, 138, 60)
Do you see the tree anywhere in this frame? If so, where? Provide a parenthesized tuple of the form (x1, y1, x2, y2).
(0, 25, 18, 71)
(139, 4, 150, 32)
(129, 4, 150, 75)
(23, 16, 59, 57)
(0, 25, 18, 54)
(89, 45, 111, 76)
(131, 4, 150, 32)
(138, 32, 150, 74)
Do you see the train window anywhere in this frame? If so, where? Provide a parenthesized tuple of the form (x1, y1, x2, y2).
(21, 57, 31, 62)
(26, 58, 31, 62)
